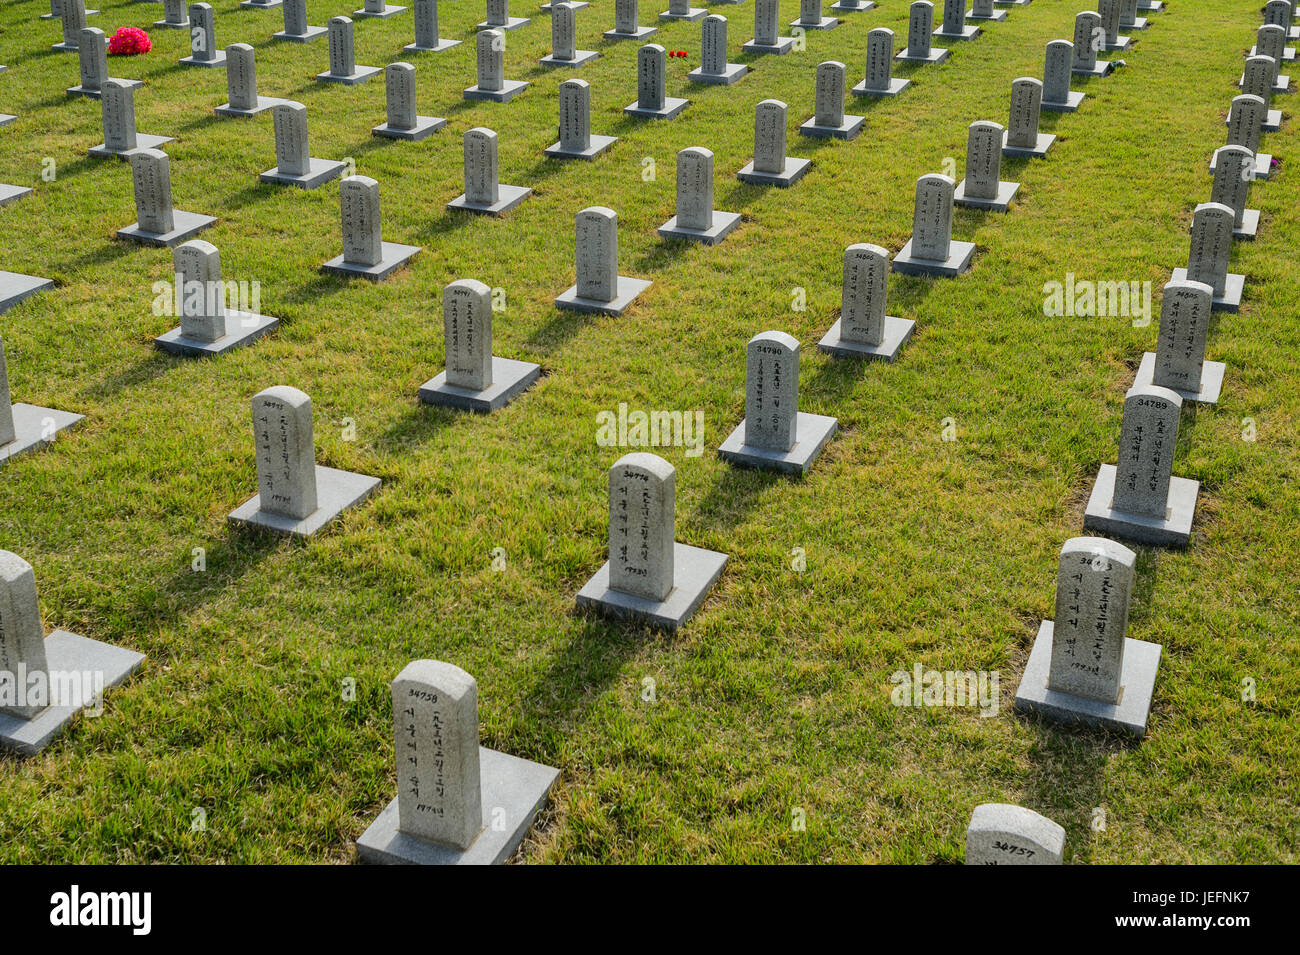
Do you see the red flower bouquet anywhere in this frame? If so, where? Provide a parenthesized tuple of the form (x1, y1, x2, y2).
(108, 27, 152, 57)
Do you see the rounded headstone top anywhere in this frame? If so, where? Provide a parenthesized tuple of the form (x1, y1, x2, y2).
(176, 238, 219, 256)
(642, 42, 666, 53)
(970, 119, 1004, 132)
(103, 77, 134, 91)
(228, 41, 254, 53)
(466, 126, 497, 141)
(342, 174, 379, 189)
(1013, 76, 1042, 88)
(561, 77, 590, 90)
(389, 61, 415, 73)
(611, 451, 675, 482)
(276, 100, 307, 113)
(680, 145, 713, 160)
(80, 26, 104, 39)
(819, 59, 846, 70)
(1232, 92, 1268, 108)
(1124, 382, 1182, 407)
(749, 329, 799, 352)
(132, 147, 169, 164)
(0, 550, 35, 584)
(395, 659, 477, 701)
(704, 13, 726, 22)
(446, 277, 492, 297)
(255, 384, 312, 408)
(847, 242, 891, 261)
(966, 804, 1065, 863)
(579, 205, 616, 221)
(918, 171, 956, 188)
(1211, 143, 1253, 161)
(1061, 535, 1136, 569)
(330, 15, 353, 24)
(869, 26, 894, 39)
(912, 0, 933, 10)
(758, 97, 788, 109)
(1163, 276, 1214, 299)
(1194, 200, 1236, 218)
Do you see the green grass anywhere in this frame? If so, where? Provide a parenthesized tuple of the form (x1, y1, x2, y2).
(0, 0, 1297, 863)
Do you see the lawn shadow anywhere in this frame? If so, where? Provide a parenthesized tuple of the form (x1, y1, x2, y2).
(693, 457, 786, 532)
(524, 303, 596, 357)
(373, 399, 463, 455)
(76, 349, 178, 403)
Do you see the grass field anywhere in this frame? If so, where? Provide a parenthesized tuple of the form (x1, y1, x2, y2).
(0, 0, 1296, 863)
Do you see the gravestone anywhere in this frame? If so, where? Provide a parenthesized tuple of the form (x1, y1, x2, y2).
(1222, 94, 1271, 178)
(356, 660, 560, 865)
(541, 3, 598, 66)
(853, 28, 910, 97)
(1041, 39, 1084, 112)
(0, 550, 144, 756)
(1209, 145, 1259, 240)
(355, 0, 407, 18)
(0, 336, 83, 466)
(216, 44, 281, 117)
(660, 0, 706, 23)
(1169, 202, 1244, 311)
(180, 3, 226, 67)
(322, 176, 422, 281)
(240, 0, 282, 9)
(1096, 0, 1131, 51)
(155, 240, 279, 357)
(955, 121, 1019, 211)
(737, 99, 811, 187)
(274, 0, 327, 42)
(53, 0, 97, 52)
(1083, 385, 1200, 547)
(935, 0, 979, 40)
(965, 806, 1065, 865)
(448, 127, 532, 214)
(259, 102, 347, 188)
(155, 0, 190, 28)
(556, 207, 653, 315)
(1133, 279, 1223, 405)
(229, 385, 380, 537)
(799, 61, 864, 139)
(419, 279, 540, 412)
(118, 149, 216, 246)
(818, 244, 915, 361)
(0, 272, 56, 316)
(479, 0, 530, 30)
(657, 147, 740, 244)
(897, 1, 948, 63)
(373, 62, 446, 140)
(1072, 12, 1112, 76)
(89, 79, 174, 158)
(1003, 77, 1055, 157)
(545, 79, 617, 159)
(718, 331, 838, 474)
(791, 0, 837, 30)
(830, 0, 874, 13)
(743, 0, 796, 55)
(1015, 537, 1162, 738)
(406, 0, 459, 52)
(317, 16, 380, 83)
(1119, 0, 1147, 31)
(967, 0, 1006, 22)
(576, 453, 728, 630)
(892, 173, 974, 276)
(624, 44, 688, 118)
(1253, 24, 1292, 71)
(1241, 51, 1288, 99)
(68, 28, 140, 98)
(605, 0, 656, 40)
(464, 29, 529, 101)
(688, 15, 747, 84)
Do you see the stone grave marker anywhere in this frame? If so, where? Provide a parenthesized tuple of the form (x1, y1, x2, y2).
(1083, 386, 1200, 548)
(1041, 39, 1084, 112)
(155, 0, 190, 28)
(179, 3, 227, 67)
(935, 0, 979, 41)
(1072, 12, 1113, 76)
(540, 3, 598, 66)
(605, 0, 657, 40)
(965, 806, 1065, 865)
(1002, 77, 1055, 157)
(624, 44, 688, 118)
(406, 0, 459, 52)
(465, 29, 529, 101)
(799, 61, 864, 139)
(447, 127, 532, 215)
(718, 331, 838, 475)
(117, 149, 217, 246)
(688, 15, 747, 85)
(355, 0, 407, 18)
(274, 0, 327, 42)
(356, 660, 560, 865)
(743, 0, 796, 55)
(657, 147, 740, 244)
(660, 0, 706, 23)
(259, 102, 347, 188)
(0, 550, 144, 756)
(89, 80, 174, 159)
(1170, 202, 1245, 311)
(791, 0, 837, 30)
(419, 279, 540, 412)
(897, 1, 948, 63)
(818, 243, 915, 361)
(316, 16, 381, 83)
(479, 0, 530, 30)
(321, 176, 422, 281)
(853, 28, 910, 97)
(892, 174, 974, 276)
(1209, 144, 1260, 240)
(67, 27, 140, 98)
(968, 0, 1006, 23)
(1133, 279, 1224, 405)
(737, 99, 812, 187)
(216, 44, 282, 117)
(373, 62, 446, 140)
(576, 453, 728, 630)
(155, 239, 280, 356)
(545, 79, 617, 159)
(1015, 537, 1162, 737)
(1096, 0, 1131, 51)
(955, 120, 1019, 211)
(556, 207, 653, 315)
(228, 385, 380, 537)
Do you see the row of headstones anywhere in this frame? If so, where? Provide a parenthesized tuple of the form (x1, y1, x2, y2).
(1013, 0, 1300, 758)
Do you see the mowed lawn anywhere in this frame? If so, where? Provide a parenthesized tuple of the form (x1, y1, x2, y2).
(0, 0, 1296, 863)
